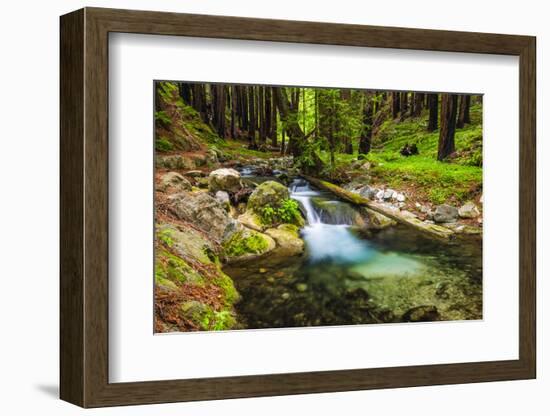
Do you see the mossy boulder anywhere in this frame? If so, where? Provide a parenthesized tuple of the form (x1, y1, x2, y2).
(222, 227, 276, 262)
(247, 181, 289, 211)
(155, 247, 204, 286)
(168, 191, 238, 241)
(157, 224, 216, 265)
(265, 224, 304, 256)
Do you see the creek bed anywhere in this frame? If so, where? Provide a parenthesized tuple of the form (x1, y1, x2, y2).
(223, 175, 482, 329)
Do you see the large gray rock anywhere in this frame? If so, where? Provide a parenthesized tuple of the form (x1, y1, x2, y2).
(247, 180, 290, 212)
(458, 201, 480, 219)
(433, 204, 459, 223)
(156, 154, 196, 170)
(158, 172, 191, 193)
(168, 192, 237, 241)
(215, 190, 230, 211)
(208, 168, 242, 193)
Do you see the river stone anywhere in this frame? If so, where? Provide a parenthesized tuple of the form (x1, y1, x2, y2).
(458, 201, 480, 219)
(402, 305, 441, 322)
(208, 168, 242, 193)
(168, 192, 238, 241)
(375, 189, 385, 200)
(247, 181, 290, 212)
(157, 172, 192, 193)
(265, 224, 304, 256)
(433, 204, 459, 223)
(215, 190, 230, 209)
(383, 189, 394, 200)
(358, 186, 378, 200)
(395, 193, 406, 202)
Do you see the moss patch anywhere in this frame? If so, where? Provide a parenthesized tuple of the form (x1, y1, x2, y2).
(223, 229, 270, 258)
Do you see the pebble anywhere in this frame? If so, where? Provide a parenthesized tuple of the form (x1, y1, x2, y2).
(259, 268, 267, 273)
(281, 292, 290, 300)
(296, 283, 308, 292)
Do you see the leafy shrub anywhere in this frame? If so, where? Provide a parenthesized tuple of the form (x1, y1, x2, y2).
(260, 199, 301, 226)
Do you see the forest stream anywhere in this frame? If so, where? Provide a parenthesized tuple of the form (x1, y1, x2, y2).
(223, 169, 483, 329)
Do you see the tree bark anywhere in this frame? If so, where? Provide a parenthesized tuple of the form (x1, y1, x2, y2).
(359, 92, 374, 155)
(427, 93, 439, 132)
(438, 93, 458, 161)
(400, 91, 409, 119)
(247, 86, 257, 149)
(270, 87, 278, 147)
(412, 93, 424, 117)
(258, 86, 266, 144)
(391, 91, 400, 119)
(457, 95, 471, 128)
(230, 85, 237, 138)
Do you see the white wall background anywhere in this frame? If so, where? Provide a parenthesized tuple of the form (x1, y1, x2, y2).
(0, 0, 545, 414)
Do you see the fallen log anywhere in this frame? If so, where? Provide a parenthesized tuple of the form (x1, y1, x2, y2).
(302, 175, 454, 241)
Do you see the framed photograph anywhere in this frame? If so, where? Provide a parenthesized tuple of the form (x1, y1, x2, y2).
(60, 7, 536, 408)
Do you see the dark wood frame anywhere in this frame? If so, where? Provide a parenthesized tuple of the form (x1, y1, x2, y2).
(60, 7, 536, 408)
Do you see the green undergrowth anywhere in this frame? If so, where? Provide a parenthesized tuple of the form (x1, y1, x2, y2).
(325, 104, 483, 205)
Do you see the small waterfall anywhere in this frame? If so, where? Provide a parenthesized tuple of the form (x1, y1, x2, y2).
(289, 179, 321, 225)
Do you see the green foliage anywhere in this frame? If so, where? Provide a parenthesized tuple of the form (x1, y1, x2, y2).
(155, 136, 174, 152)
(155, 110, 171, 125)
(259, 199, 302, 226)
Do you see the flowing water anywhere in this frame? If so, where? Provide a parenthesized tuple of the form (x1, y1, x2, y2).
(224, 176, 482, 329)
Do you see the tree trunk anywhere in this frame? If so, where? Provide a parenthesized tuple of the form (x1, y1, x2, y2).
(258, 86, 266, 144)
(247, 86, 257, 149)
(392, 91, 400, 118)
(230, 85, 237, 138)
(412, 93, 424, 117)
(400, 91, 409, 119)
(212, 84, 226, 138)
(270, 87, 277, 147)
(359, 92, 374, 155)
(438, 93, 458, 161)
(192, 84, 208, 124)
(427, 93, 439, 132)
(273, 87, 304, 157)
(178, 82, 192, 104)
(457, 95, 471, 128)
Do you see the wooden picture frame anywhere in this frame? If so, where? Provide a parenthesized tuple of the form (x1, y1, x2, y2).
(60, 7, 536, 408)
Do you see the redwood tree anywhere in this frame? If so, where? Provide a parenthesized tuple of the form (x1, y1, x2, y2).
(456, 94, 471, 128)
(359, 92, 374, 155)
(427, 93, 439, 132)
(437, 93, 458, 161)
